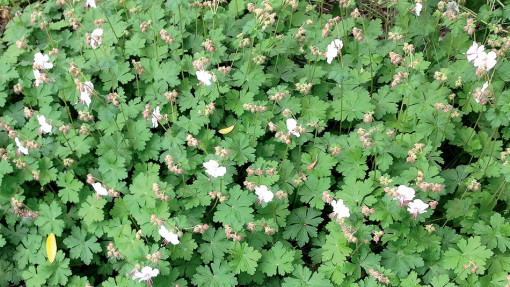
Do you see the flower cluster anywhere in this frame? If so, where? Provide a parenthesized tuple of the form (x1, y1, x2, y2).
(247, 1, 276, 30)
(406, 143, 425, 163)
(325, 39, 343, 64)
(466, 42, 497, 72)
(106, 242, 120, 258)
(330, 199, 350, 220)
(209, 191, 227, 202)
(203, 160, 226, 178)
(321, 17, 340, 38)
(159, 225, 180, 245)
(196, 69, 214, 86)
(152, 183, 170, 201)
(33, 52, 53, 87)
(224, 225, 243, 242)
(472, 82, 492, 104)
(10, 197, 39, 220)
(164, 155, 183, 174)
(243, 103, 266, 113)
(131, 266, 159, 285)
(254, 185, 274, 203)
(86, 28, 103, 49)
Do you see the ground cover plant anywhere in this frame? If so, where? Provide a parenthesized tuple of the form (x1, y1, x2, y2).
(0, 0, 509, 286)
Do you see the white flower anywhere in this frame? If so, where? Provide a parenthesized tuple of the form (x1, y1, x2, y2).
(33, 69, 44, 87)
(203, 160, 226, 178)
(407, 199, 428, 219)
(286, 118, 300, 137)
(475, 82, 490, 103)
(159, 225, 180, 245)
(481, 82, 489, 93)
(91, 182, 108, 196)
(15, 137, 29, 155)
(151, 106, 160, 128)
(326, 39, 343, 64)
(196, 69, 214, 86)
(86, 0, 97, 8)
(90, 28, 103, 49)
(473, 51, 497, 71)
(466, 42, 485, 63)
(331, 199, 350, 219)
(414, 3, 423, 16)
(255, 185, 274, 203)
(37, 115, 52, 134)
(132, 266, 159, 284)
(485, 51, 497, 71)
(446, 1, 459, 14)
(80, 81, 94, 107)
(34, 52, 53, 70)
(473, 50, 488, 68)
(395, 185, 415, 206)
(467, 42, 498, 71)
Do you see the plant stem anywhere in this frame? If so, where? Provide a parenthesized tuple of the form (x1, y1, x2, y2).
(252, 111, 259, 146)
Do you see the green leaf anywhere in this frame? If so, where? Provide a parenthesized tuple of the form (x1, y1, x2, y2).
(300, 175, 330, 210)
(38, 157, 58, 186)
(371, 85, 401, 118)
(129, 164, 160, 209)
(301, 96, 330, 121)
(401, 272, 421, 286)
(124, 33, 146, 56)
(322, 228, 352, 267)
(224, 134, 256, 165)
(317, 261, 347, 285)
(228, 242, 261, 275)
(260, 242, 296, 276)
(129, 119, 152, 151)
(338, 177, 377, 209)
(336, 148, 369, 180)
(225, 89, 254, 116)
(282, 265, 333, 287)
(300, 151, 337, 177)
(170, 233, 198, 261)
(283, 207, 323, 247)
(0, 63, 18, 91)
(13, 234, 43, 270)
(214, 186, 256, 230)
(331, 87, 374, 122)
(0, 160, 13, 186)
(34, 201, 65, 236)
(22, 266, 49, 287)
(156, 60, 181, 87)
(78, 195, 106, 226)
(381, 240, 424, 277)
(232, 62, 266, 93)
(37, 251, 72, 285)
(63, 227, 101, 265)
(100, 61, 134, 90)
(473, 213, 510, 253)
(176, 112, 206, 135)
(443, 236, 493, 280)
(198, 228, 232, 264)
(56, 172, 83, 203)
(98, 150, 128, 183)
(192, 261, 238, 287)
(430, 274, 456, 287)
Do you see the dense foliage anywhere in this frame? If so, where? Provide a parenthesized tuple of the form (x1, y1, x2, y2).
(0, 0, 509, 286)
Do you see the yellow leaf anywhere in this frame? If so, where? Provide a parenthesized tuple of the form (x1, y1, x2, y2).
(46, 233, 57, 263)
(218, 124, 235, 135)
